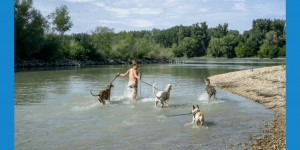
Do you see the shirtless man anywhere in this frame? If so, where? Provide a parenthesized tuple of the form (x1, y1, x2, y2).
(118, 61, 140, 100)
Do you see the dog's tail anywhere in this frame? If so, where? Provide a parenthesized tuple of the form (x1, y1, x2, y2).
(90, 89, 98, 96)
(152, 83, 158, 96)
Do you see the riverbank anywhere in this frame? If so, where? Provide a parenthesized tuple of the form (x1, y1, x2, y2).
(209, 65, 286, 149)
(14, 58, 181, 68)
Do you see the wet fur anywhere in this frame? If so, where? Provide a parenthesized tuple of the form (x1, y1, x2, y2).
(90, 83, 114, 105)
(153, 84, 172, 108)
(205, 78, 216, 99)
(192, 105, 204, 126)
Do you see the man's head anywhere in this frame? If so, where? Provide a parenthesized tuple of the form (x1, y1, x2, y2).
(131, 60, 138, 69)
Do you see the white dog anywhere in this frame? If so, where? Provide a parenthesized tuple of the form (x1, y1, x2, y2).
(153, 84, 172, 108)
(192, 105, 204, 126)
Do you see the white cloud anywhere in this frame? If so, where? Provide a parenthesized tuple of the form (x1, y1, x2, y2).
(168, 15, 180, 19)
(129, 19, 156, 27)
(98, 19, 121, 24)
(98, 18, 157, 28)
(224, 0, 247, 11)
(92, 2, 163, 17)
(131, 8, 164, 15)
(233, 0, 247, 11)
(66, 0, 95, 3)
(197, 8, 209, 13)
(33, 0, 285, 33)
(99, 19, 156, 28)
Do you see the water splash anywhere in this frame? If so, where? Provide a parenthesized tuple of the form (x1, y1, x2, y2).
(71, 102, 101, 111)
(156, 115, 167, 119)
(184, 122, 209, 129)
(198, 92, 209, 101)
(140, 97, 154, 103)
(184, 122, 193, 127)
(198, 93, 224, 104)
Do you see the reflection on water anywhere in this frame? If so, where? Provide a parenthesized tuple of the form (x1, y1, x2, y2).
(15, 59, 284, 149)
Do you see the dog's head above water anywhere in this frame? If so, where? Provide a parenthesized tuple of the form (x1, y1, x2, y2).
(165, 84, 172, 91)
(205, 78, 211, 86)
(192, 105, 200, 114)
(107, 83, 114, 89)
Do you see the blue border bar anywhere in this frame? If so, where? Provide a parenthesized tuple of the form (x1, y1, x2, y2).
(0, 0, 293, 149)
(286, 0, 299, 149)
(0, 0, 14, 149)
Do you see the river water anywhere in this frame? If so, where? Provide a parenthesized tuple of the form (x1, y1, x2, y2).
(15, 59, 285, 150)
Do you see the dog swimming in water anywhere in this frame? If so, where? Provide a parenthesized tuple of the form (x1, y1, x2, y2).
(205, 78, 216, 99)
(191, 105, 205, 126)
(153, 84, 172, 108)
(90, 83, 114, 105)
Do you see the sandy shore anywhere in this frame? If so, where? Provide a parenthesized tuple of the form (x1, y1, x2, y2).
(209, 65, 286, 150)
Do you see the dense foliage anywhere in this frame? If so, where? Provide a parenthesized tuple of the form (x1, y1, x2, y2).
(15, 0, 286, 62)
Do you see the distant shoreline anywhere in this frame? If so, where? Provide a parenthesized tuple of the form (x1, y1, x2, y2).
(209, 65, 286, 149)
(14, 58, 177, 68)
(14, 57, 285, 68)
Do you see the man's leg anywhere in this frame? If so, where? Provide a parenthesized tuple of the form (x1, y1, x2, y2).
(131, 88, 137, 100)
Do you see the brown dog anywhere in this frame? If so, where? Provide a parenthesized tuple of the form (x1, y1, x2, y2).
(205, 78, 216, 99)
(90, 83, 114, 105)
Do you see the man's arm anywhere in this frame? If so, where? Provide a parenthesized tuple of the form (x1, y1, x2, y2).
(118, 70, 129, 77)
(133, 70, 140, 79)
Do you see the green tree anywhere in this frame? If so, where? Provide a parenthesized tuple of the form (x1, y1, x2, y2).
(48, 5, 73, 36)
(258, 31, 281, 58)
(177, 37, 197, 58)
(15, 0, 47, 60)
(279, 45, 286, 57)
(177, 25, 191, 43)
(235, 42, 252, 58)
(153, 27, 179, 47)
(91, 26, 114, 59)
(223, 33, 240, 58)
(241, 19, 276, 57)
(135, 38, 152, 59)
(208, 23, 228, 38)
(207, 37, 224, 57)
(67, 39, 86, 60)
(271, 19, 285, 37)
(173, 43, 184, 57)
(35, 34, 63, 60)
(207, 33, 240, 58)
(73, 33, 99, 60)
(112, 32, 136, 60)
(191, 22, 210, 56)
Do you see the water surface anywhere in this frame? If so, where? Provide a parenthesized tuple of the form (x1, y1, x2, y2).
(15, 59, 285, 149)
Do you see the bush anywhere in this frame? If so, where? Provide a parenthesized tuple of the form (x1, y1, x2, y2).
(235, 42, 253, 58)
(33, 34, 63, 60)
(258, 44, 280, 59)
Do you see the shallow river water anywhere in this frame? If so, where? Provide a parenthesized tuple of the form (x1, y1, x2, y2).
(15, 59, 285, 150)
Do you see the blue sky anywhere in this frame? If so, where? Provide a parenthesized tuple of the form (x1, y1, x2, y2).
(33, 0, 285, 34)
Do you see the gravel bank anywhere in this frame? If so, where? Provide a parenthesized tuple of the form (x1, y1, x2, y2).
(209, 65, 286, 150)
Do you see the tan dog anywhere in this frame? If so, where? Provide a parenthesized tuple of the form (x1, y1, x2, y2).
(192, 105, 204, 126)
(205, 78, 216, 99)
(90, 83, 114, 105)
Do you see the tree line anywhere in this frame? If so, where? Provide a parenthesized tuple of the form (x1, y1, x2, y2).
(15, 0, 286, 63)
